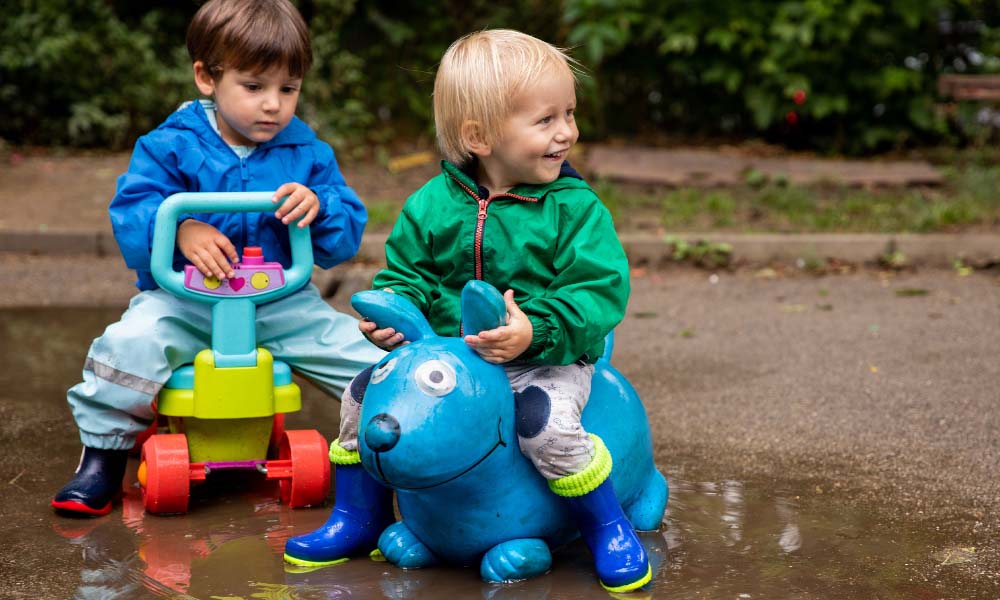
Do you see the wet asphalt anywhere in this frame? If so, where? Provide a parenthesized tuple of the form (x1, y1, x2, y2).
(0, 254, 998, 598)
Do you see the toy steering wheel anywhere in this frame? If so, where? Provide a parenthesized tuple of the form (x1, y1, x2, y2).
(150, 192, 313, 304)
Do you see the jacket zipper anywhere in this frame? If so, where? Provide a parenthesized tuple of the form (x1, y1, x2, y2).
(474, 198, 489, 280)
(451, 177, 536, 281)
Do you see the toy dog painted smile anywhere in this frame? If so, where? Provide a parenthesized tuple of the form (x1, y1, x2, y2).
(343, 280, 669, 585)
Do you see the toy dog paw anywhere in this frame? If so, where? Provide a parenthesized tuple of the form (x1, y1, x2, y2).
(480, 538, 552, 583)
(378, 521, 439, 569)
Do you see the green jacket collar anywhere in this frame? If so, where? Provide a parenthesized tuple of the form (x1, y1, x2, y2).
(440, 159, 588, 200)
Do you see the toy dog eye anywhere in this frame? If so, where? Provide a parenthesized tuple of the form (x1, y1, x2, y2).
(414, 360, 456, 396)
(370, 357, 397, 384)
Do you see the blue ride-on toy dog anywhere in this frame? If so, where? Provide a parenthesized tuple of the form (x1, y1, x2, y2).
(285, 280, 668, 590)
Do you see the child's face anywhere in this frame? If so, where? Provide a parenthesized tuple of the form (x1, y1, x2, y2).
(480, 65, 578, 192)
(194, 61, 302, 146)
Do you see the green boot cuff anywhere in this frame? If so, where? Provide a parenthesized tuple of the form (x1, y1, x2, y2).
(329, 438, 361, 465)
(548, 434, 613, 497)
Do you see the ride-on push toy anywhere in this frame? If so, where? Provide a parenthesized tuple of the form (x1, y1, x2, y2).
(138, 192, 330, 515)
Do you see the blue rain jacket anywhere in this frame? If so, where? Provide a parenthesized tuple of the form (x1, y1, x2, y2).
(110, 100, 367, 290)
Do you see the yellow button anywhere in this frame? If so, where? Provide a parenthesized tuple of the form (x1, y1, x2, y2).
(251, 272, 270, 289)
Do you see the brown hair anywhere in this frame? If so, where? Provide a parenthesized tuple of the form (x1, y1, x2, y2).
(186, 0, 312, 78)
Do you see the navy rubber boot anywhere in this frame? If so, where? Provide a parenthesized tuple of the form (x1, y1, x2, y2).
(566, 479, 651, 592)
(284, 463, 394, 566)
(52, 447, 129, 516)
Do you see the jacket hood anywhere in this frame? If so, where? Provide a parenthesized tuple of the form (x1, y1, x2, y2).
(162, 100, 318, 152)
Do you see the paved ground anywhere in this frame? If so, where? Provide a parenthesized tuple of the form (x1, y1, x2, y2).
(1, 257, 999, 598)
(1, 149, 999, 597)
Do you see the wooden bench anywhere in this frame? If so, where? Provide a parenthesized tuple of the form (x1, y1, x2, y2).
(938, 74, 1000, 101)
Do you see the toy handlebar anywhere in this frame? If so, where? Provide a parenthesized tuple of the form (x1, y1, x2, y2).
(151, 192, 313, 304)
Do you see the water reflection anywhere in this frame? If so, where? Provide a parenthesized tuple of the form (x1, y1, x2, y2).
(775, 496, 802, 554)
(51, 518, 144, 600)
(721, 480, 744, 546)
(49, 470, 669, 599)
(42, 464, 985, 599)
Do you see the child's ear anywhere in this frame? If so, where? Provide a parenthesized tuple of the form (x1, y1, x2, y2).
(193, 61, 216, 96)
(461, 120, 491, 157)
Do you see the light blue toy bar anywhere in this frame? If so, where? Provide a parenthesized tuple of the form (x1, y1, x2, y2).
(151, 192, 313, 367)
(151, 192, 313, 305)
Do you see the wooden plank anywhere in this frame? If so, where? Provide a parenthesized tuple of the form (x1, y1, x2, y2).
(938, 74, 1000, 101)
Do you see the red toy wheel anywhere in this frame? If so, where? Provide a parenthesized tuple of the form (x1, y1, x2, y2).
(140, 434, 191, 514)
(277, 429, 329, 507)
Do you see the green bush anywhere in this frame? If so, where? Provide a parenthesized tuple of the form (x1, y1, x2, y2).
(298, 0, 565, 156)
(0, 0, 190, 148)
(562, 0, 999, 153)
(2, 1, 998, 154)
(0, 0, 563, 152)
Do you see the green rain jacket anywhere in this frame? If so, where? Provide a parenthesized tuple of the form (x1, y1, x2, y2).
(372, 160, 630, 365)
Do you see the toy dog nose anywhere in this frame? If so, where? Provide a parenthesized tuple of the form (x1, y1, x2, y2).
(365, 413, 400, 452)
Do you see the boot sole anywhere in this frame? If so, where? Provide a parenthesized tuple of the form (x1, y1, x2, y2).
(51, 498, 112, 516)
(282, 553, 351, 568)
(600, 563, 652, 593)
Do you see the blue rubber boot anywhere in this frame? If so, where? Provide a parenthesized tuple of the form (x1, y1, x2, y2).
(52, 447, 129, 516)
(565, 478, 651, 592)
(551, 436, 650, 592)
(284, 460, 394, 567)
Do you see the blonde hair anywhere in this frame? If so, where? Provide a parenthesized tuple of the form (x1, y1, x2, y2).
(433, 29, 577, 165)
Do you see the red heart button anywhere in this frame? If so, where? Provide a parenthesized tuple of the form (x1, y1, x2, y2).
(230, 277, 246, 291)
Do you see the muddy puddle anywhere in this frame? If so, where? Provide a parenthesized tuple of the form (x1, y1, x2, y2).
(44, 469, 978, 600)
(1, 307, 993, 599)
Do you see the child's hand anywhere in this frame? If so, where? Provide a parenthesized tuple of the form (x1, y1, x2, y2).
(464, 289, 533, 364)
(177, 219, 238, 280)
(273, 182, 320, 227)
(359, 319, 407, 351)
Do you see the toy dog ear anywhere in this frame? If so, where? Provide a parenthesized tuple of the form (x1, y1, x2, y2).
(461, 280, 506, 336)
(351, 290, 436, 342)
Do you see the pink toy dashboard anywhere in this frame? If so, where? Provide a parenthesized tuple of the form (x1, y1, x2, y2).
(183, 246, 286, 296)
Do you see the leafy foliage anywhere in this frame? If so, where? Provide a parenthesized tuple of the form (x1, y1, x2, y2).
(562, 0, 997, 152)
(1, 1, 998, 153)
(0, 0, 191, 147)
(297, 0, 565, 157)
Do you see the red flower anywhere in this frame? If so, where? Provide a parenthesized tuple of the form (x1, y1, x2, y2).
(792, 89, 807, 105)
(785, 111, 798, 125)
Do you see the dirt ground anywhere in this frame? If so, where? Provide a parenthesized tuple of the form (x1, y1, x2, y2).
(0, 150, 440, 235)
(0, 143, 1000, 254)
(0, 143, 956, 237)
